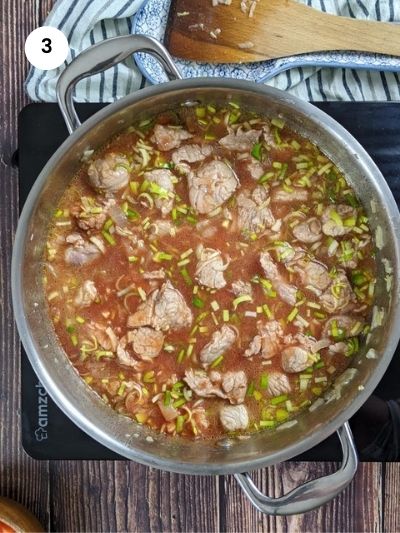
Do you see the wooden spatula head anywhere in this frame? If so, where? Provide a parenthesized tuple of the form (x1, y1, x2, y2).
(164, 0, 400, 64)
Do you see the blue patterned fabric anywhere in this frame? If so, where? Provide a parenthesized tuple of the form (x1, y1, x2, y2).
(25, 0, 400, 102)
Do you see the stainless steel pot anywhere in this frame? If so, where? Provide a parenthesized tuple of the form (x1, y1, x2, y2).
(12, 35, 400, 515)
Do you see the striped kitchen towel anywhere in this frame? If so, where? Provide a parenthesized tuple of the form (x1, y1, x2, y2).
(25, 0, 400, 102)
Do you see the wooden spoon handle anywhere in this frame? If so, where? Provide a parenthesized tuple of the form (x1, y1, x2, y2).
(275, 0, 400, 57)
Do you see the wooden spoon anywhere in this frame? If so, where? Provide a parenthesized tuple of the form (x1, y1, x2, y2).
(165, 0, 400, 63)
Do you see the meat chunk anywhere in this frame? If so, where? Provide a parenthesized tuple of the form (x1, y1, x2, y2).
(183, 369, 226, 400)
(292, 258, 331, 294)
(88, 153, 130, 194)
(271, 187, 309, 203)
(144, 169, 175, 216)
(195, 245, 228, 289)
(149, 219, 175, 238)
(150, 124, 193, 151)
(219, 128, 261, 152)
(282, 332, 330, 354)
(244, 320, 284, 359)
(237, 187, 275, 234)
(130, 327, 164, 359)
(259, 250, 279, 279)
(195, 219, 217, 239)
(281, 346, 311, 373)
(232, 280, 252, 297)
(322, 205, 357, 237)
(267, 372, 292, 397)
(127, 280, 192, 332)
(260, 251, 298, 306)
(184, 369, 247, 404)
(74, 280, 98, 307)
(263, 123, 277, 147)
(320, 270, 355, 314)
(292, 217, 322, 243)
(200, 325, 237, 367)
(64, 233, 101, 266)
(172, 144, 212, 165)
(322, 315, 364, 339)
(75, 211, 107, 232)
(127, 291, 157, 329)
(220, 405, 249, 432)
(71, 197, 114, 232)
(116, 331, 138, 368)
(221, 371, 247, 404)
(187, 160, 239, 214)
(244, 157, 265, 180)
(244, 335, 262, 358)
(275, 243, 305, 264)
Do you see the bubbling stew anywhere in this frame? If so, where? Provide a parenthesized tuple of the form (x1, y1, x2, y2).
(45, 102, 376, 439)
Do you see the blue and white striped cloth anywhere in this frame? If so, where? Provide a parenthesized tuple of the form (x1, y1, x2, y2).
(25, 0, 400, 103)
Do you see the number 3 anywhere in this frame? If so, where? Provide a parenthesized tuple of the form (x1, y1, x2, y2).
(41, 38, 52, 54)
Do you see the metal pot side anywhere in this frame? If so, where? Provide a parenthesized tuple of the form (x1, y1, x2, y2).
(12, 79, 400, 475)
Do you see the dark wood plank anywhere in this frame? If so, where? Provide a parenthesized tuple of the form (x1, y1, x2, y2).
(383, 463, 400, 533)
(49, 461, 220, 532)
(223, 462, 382, 532)
(0, 0, 52, 530)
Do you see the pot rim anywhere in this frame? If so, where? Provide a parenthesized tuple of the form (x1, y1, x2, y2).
(12, 78, 400, 474)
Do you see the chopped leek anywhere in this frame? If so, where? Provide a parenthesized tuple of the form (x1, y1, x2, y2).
(271, 117, 285, 129)
(211, 300, 220, 311)
(136, 413, 147, 424)
(176, 415, 185, 433)
(275, 409, 289, 422)
(210, 355, 224, 369)
(286, 307, 298, 323)
(102, 231, 116, 246)
(253, 390, 262, 401)
(233, 294, 252, 309)
(260, 420, 275, 428)
(195, 106, 206, 118)
(180, 267, 193, 286)
(262, 304, 273, 319)
(153, 251, 173, 262)
(177, 349, 185, 364)
(103, 218, 113, 231)
(311, 387, 322, 396)
(164, 390, 172, 406)
(173, 398, 186, 409)
(258, 171, 274, 184)
(126, 208, 140, 220)
(270, 394, 288, 405)
(329, 209, 343, 226)
(251, 143, 262, 161)
(192, 296, 205, 309)
(143, 370, 155, 383)
(180, 248, 193, 259)
(247, 382, 255, 397)
(260, 374, 269, 390)
(70, 334, 78, 346)
(351, 271, 368, 287)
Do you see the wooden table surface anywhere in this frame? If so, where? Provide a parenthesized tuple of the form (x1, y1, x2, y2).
(1, 1, 399, 531)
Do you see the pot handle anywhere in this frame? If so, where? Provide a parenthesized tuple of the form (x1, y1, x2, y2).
(234, 422, 358, 516)
(56, 35, 182, 134)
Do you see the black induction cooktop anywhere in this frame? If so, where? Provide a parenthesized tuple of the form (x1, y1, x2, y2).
(17, 102, 400, 461)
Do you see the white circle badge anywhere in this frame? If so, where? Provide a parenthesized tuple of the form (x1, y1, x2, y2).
(25, 26, 69, 70)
